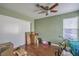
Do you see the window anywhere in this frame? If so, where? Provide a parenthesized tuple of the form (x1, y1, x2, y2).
(63, 17, 78, 40)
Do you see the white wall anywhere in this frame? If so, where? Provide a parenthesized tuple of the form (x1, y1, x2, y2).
(0, 15, 30, 48)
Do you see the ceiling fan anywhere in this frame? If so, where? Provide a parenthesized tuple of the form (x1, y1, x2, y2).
(35, 3, 58, 16)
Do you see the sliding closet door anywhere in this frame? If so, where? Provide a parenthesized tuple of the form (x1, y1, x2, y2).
(0, 15, 31, 48)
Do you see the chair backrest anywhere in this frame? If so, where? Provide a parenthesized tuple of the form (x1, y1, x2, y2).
(25, 32, 39, 45)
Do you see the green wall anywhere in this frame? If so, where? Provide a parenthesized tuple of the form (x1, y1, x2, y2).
(0, 6, 34, 32)
(35, 11, 79, 43)
(78, 11, 79, 40)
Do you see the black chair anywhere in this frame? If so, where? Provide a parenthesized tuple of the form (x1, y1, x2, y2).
(38, 38, 42, 44)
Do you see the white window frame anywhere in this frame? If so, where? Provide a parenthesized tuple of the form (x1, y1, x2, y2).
(63, 17, 78, 40)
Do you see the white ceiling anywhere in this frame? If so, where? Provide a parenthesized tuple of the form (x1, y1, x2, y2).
(0, 3, 79, 19)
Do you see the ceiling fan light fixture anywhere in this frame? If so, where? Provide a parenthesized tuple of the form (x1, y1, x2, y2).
(35, 3, 58, 16)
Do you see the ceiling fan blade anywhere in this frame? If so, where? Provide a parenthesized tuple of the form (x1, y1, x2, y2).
(36, 4, 47, 10)
(40, 6, 47, 10)
(49, 3, 58, 10)
(50, 10, 57, 12)
(38, 11, 46, 14)
(34, 9, 43, 12)
(36, 4, 40, 7)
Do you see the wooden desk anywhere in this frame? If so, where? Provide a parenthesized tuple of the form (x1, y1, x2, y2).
(25, 44, 62, 56)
